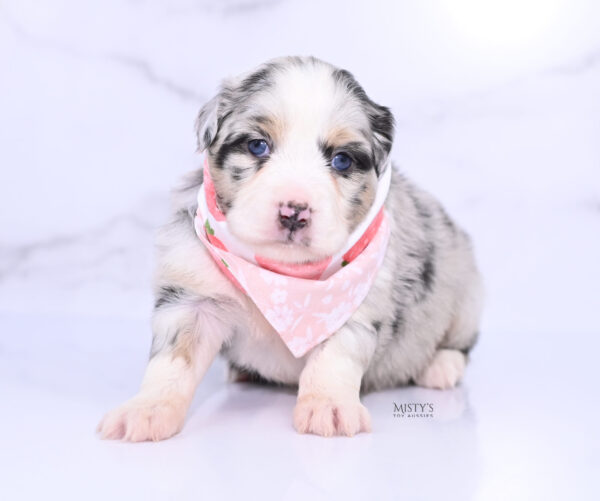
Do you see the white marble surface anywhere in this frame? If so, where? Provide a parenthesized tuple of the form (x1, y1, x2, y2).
(1, 1, 599, 500)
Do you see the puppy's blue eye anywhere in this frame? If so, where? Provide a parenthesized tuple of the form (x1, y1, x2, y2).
(331, 153, 352, 171)
(248, 139, 270, 157)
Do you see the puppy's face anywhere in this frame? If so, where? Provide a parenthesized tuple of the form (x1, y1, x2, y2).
(197, 57, 394, 264)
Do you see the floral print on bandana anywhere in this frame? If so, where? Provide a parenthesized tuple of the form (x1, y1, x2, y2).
(195, 157, 392, 358)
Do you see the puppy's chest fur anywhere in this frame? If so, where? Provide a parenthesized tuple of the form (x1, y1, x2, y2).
(157, 166, 480, 391)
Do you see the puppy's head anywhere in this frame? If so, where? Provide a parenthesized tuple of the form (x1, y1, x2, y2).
(196, 56, 394, 264)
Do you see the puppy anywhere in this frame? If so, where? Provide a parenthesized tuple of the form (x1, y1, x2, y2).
(98, 56, 482, 441)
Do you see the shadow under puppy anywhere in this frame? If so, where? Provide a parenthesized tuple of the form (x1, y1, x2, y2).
(98, 56, 483, 441)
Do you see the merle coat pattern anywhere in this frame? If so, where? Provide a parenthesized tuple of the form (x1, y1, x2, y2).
(98, 56, 482, 441)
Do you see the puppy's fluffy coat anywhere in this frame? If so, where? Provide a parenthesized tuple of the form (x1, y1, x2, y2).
(98, 56, 482, 441)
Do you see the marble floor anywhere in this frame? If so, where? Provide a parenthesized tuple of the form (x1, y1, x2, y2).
(1, 1, 599, 500)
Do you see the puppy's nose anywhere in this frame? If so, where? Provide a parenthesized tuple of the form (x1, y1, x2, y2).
(278, 202, 311, 232)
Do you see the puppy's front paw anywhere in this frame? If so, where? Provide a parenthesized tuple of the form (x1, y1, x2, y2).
(415, 349, 466, 390)
(97, 395, 187, 442)
(293, 395, 371, 437)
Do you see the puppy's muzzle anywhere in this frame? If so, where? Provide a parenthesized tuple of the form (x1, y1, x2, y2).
(278, 202, 311, 233)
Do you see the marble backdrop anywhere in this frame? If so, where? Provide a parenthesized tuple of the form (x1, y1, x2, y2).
(1, 0, 599, 328)
(0, 1, 599, 500)
(1, 0, 599, 329)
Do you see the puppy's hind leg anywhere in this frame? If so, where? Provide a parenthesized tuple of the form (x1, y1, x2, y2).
(414, 349, 467, 390)
(98, 289, 239, 442)
(416, 271, 482, 390)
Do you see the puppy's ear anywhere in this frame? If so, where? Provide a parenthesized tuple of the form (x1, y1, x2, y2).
(367, 102, 395, 175)
(195, 94, 220, 152)
(332, 68, 395, 175)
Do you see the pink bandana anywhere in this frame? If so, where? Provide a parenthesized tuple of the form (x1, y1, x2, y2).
(194, 158, 392, 357)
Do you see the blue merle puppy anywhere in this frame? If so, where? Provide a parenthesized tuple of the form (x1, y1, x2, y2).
(98, 56, 483, 441)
